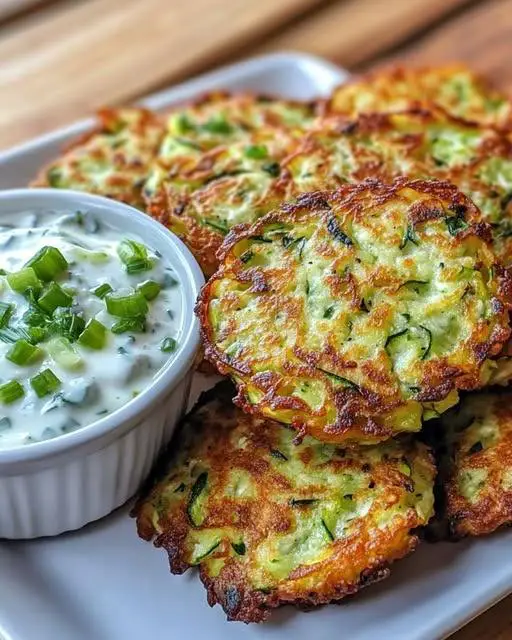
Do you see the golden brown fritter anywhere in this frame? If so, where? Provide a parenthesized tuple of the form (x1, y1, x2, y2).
(435, 390, 512, 538)
(286, 108, 512, 267)
(144, 92, 315, 276)
(197, 178, 511, 445)
(285, 107, 512, 386)
(325, 64, 512, 128)
(134, 381, 436, 623)
(31, 108, 165, 209)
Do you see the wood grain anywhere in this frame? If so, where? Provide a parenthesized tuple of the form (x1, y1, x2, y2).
(0, 0, 54, 23)
(255, 0, 475, 68)
(453, 594, 512, 640)
(375, 0, 512, 93)
(0, 0, 326, 149)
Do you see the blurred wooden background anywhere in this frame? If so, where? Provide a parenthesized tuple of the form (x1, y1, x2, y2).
(1, 0, 512, 637)
(1, 0, 511, 150)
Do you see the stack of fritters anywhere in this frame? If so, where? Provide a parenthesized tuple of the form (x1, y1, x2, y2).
(32, 64, 512, 622)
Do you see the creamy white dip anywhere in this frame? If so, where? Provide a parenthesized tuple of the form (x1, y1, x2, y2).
(0, 209, 182, 448)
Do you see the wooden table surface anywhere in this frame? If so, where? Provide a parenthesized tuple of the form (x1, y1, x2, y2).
(1, 0, 511, 637)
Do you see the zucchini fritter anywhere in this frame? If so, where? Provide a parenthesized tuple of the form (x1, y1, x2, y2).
(31, 108, 164, 209)
(436, 390, 512, 538)
(287, 108, 512, 385)
(134, 382, 436, 623)
(288, 108, 512, 267)
(326, 65, 512, 128)
(144, 92, 315, 275)
(197, 178, 511, 445)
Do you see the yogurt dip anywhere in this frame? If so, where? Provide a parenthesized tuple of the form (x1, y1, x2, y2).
(0, 208, 182, 448)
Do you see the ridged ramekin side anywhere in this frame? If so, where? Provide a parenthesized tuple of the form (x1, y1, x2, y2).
(0, 374, 191, 539)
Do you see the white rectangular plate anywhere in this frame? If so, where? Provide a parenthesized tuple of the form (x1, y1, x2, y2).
(0, 52, 510, 640)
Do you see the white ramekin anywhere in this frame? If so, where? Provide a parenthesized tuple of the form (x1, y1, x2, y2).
(0, 189, 204, 539)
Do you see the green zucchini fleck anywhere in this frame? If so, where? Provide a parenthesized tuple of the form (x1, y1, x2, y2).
(290, 498, 318, 507)
(419, 325, 432, 360)
(327, 217, 353, 246)
(240, 250, 253, 264)
(244, 144, 268, 159)
(201, 116, 233, 135)
(270, 448, 288, 461)
(231, 541, 247, 556)
(398, 280, 429, 292)
(282, 235, 307, 258)
(316, 366, 358, 389)
(323, 306, 335, 319)
(249, 235, 273, 244)
(385, 328, 408, 350)
(321, 518, 335, 541)
(261, 161, 280, 177)
(468, 440, 484, 455)
(399, 224, 419, 249)
(446, 214, 468, 236)
(174, 113, 195, 134)
(175, 136, 202, 150)
(192, 540, 221, 564)
(187, 472, 208, 526)
(204, 219, 229, 235)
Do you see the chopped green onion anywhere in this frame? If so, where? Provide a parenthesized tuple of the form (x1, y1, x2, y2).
(137, 279, 161, 301)
(49, 310, 85, 342)
(22, 308, 47, 327)
(7, 267, 41, 294)
(78, 319, 107, 349)
(0, 380, 24, 404)
(201, 115, 233, 135)
(25, 246, 68, 281)
(47, 168, 63, 188)
(72, 247, 110, 264)
(38, 282, 73, 314)
(160, 337, 177, 353)
(24, 286, 43, 309)
(92, 283, 113, 299)
(111, 317, 146, 334)
(244, 144, 268, 159)
(30, 368, 61, 398)
(47, 337, 84, 371)
(173, 113, 195, 134)
(26, 327, 47, 344)
(6, 339, 43, 365)
(117, 239, 153, 274)
(0, 326, 32, 344)
(105, 290, 148, 317)
(0, 302, 13, 328)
